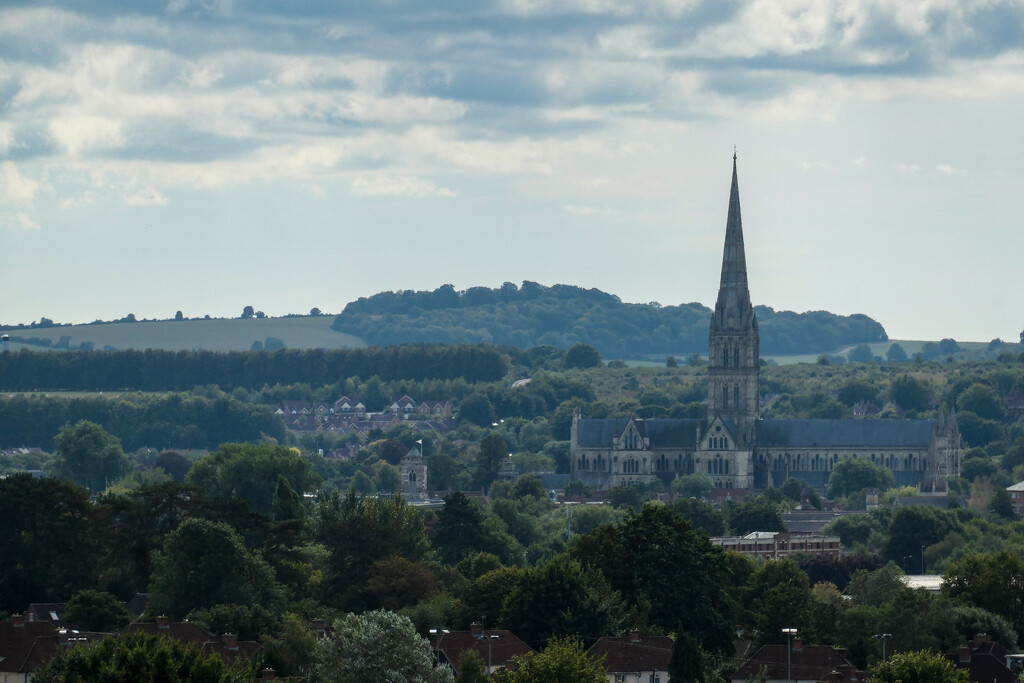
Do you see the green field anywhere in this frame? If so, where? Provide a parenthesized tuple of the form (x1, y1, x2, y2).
(3, 316, 366, 352)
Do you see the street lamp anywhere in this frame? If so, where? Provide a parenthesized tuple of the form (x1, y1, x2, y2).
(873, 633, 892, 661)
(903, 555, 912, 573)
(783, 628, 798, 683)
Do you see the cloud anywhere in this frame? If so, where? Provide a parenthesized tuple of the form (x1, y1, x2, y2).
(935, 164, 966, 175)
(124, 186, 169, 206)
(0, 162, 38, 203)
(0, 212, 40, 231)
(350, 174, 458, 198)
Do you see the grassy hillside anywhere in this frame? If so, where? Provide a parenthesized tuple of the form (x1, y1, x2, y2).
(3, 316, 365, 352)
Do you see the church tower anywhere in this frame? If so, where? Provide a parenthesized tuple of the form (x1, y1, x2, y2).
(707, 154, 759, 446)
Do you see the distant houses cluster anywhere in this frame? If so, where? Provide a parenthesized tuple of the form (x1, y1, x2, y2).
(275, 394, 455, 444)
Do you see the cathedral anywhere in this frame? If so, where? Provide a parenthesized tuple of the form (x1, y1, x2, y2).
(570, 156, 961, 492)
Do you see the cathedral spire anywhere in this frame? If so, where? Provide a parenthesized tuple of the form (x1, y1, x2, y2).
(716, 153, 751, 311)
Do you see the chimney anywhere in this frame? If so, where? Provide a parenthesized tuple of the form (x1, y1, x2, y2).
(156, 615, 169, 629)
(12, 613, 25, 627)
(973, 633, 991, 647)
(959, 645, 971, 663)
(631, 628, 641, 643)
(471, 622, 483, 639)
(223, 633, 238, 649)
(792, 637, 803, 651)
(312, 618, 326, 635)
(261, 669, 276, 681)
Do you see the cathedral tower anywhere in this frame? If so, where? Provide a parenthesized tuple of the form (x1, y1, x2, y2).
(708, 154, 759, 445)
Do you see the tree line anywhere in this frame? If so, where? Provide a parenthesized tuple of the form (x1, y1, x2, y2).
(0, 344, 510, 392)
(332, 282, 888, 357)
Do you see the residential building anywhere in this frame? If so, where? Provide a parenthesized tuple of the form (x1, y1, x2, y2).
(731, 639, 864, 682)
(430, 623, 533, 676)
(587, 629, 673, 683)
(710, 532, 840, 560)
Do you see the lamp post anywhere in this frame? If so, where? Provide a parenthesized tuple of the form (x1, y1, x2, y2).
(903, 555, 912, 573)
(873, 633, 892, 661)
(921, 545, 926, 574)
(783, 628, 798, 683)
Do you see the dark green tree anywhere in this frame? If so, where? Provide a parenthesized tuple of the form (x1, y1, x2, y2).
(989, 487, 1016, 520)
(957, 383, 1005, 421)
(475, 432, 507, 489)
(890, 375, 931, 412)
(837, 379, 879, 406)
(147, 518, 283, 619)
(886, 343, 908, 362)
(826, 456, 895, 498)
(433, 491, 520, 565)
(671, 498, 727, 535)
(187, 443, 320, 516)
(33, 631, 256, 682)
(0, 474, 101, 613)
(742, 558, 815, 645)
(882, 506, 961, 572)
(668, 630, 704, 683)
(455, 649, 490, 683)
(63, 589, 131, 633)
(671, 472, 712, 499)
(564, 343, 602, 369)
(726, 496, 785, 535)
(943, 551, 1024, 639)
(53, 420, 131, 492)
(500, 555, 625, 647)
(460, 392, 496, 427)
(272, 475, 304, 522)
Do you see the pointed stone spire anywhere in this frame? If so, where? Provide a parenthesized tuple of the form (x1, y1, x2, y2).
(713, 153, 755, 330)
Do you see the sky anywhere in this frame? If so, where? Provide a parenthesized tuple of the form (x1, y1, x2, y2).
(1, 0, 1023, 343)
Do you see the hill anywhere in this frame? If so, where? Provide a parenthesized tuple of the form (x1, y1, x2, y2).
(332, 282, 888, 359)
(1, 316, 364, 353)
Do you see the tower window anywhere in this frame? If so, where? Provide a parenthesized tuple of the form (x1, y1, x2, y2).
(734, 347, 740, 368)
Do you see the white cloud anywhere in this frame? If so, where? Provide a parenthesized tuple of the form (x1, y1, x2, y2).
(49, 116, 124, 156)
(0, 212, 40, 231)
(935, 164, 967, 175)
(351, 175, 458, 198)
(0, 162, 39, 203)
(124, 186, 169, 206)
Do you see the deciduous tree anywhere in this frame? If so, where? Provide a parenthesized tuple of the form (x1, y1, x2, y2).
(869, 649, 968, 683)
(53, 420, 130, 492)
(493, 637, 606, 683)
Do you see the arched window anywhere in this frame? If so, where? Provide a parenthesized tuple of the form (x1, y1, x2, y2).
(734, 346, 740, 368)
(410, 471, 417, 482)
(734, 385, 740, 408)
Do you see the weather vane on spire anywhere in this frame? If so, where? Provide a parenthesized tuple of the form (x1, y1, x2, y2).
(733, 146, 737, 161)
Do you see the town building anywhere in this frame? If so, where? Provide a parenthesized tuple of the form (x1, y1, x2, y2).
(570, 156, 961, 492)
(587, 629, 673, 683)
(430, 623, 533, 677)
(709, 532, 840, 560)
(731, 638, 865, 683)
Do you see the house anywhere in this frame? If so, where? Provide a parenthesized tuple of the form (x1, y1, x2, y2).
(946, 633, 1019, 683)
(587, 629, 673, 683)
(127, 616, 260, 663)
(390, 395, 419, 417)
(419, 400, 451, 417)
(1007, 481, 1024, 517)
(430, 623, 533, 676)
(731, 639, 864, 683)
(333, 396, 366, 417)
(0, 613, 100, 683)
(276, 401, 312, 416)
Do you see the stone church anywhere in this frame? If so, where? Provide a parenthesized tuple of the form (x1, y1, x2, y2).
(570, 156, 961, 492)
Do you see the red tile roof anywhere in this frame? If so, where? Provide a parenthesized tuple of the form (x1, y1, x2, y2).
(430, 629, 534, 675)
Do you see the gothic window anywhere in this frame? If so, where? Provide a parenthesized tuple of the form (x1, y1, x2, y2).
(410, 471, 417, 482)
(707, 460, 712, 474)
(734, 346, 740, 368)
(725, 460, 730, 474)
(734, 385, 740, 408)
(724, 438, 729, 449)
(722, 386, 728, 408)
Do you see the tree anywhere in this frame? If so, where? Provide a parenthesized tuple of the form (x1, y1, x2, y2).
(869, 650, 968, 683)
(500, 555, 625, 647)
(310, 610, 453, 683)
(64, 589, 130, 632)
(33, 631, 256, 682)
(742, 558, 815, 645)
(671, 498, 727, 536)
(53, 420, 131, 492)
(668, 631, 704, 683)
(943, 551, 1024, 639)
(174, 310, 184, 320)
(847, 344, 875, 363)
(272, 475, 304, 522)
(826, 456, 895, 498)
(671, 472, 712, 499)
(564, 343, 602, 369)
(989, 487, 1016, 520)
(882, 506, 961, 571)
(155, 450, 191, 482)
(890, 375, 931, 412)
(187, 443, 320, 516)
(0, 474, 101, 613)
(147, 518, 283, 619)
(475, 432, 507, 489)
(957, 383, 1005, 421)
(726, 496, 785, 535)
(837, 379, 879, 406)
(493, 637, 606, 683)
(460, 392, 496, 427)
(310, 307, 322, 316)
(455, 649, 490, 683)
(886, 343, 908, 362)
(241, 305, 255, 319)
